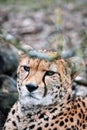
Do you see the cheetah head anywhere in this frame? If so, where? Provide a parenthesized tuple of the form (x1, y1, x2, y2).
(17, 48, 84, 109)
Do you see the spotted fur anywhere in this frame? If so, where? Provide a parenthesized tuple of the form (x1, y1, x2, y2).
(3, 50, 87, 130)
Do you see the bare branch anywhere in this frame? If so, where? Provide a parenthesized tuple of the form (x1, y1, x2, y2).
(0, 35, 60, 61)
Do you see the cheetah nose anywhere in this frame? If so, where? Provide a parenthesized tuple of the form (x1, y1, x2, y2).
(26, 83, 38, 93)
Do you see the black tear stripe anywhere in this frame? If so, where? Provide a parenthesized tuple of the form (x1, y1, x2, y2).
(24, 72, 30, 81)
(19, 73, 29, 86)
(42, 73, 47, 97)
(42, 72, 60, 97)
(20, 65, 30, 81)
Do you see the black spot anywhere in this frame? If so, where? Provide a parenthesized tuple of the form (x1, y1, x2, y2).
(65, 125, 67, 128)
(7, 118, 11, 122)
(80, 122, 82, 126)
(60, 117, 63, 119)
(55, 95, 58, 98)
(83, 114, 85, 119)
(12, 121, 17, 126)
(77, 119, 80, 125)
(60, 103, 63, 107)
(50, 108, 57, 113)
(23, 127, 27, 130)
(55, 120, 59, 123)
(78, 113, 81, 118)
(12, 109, 15, 115)
(81, 109, 83, 114)
(71, 113, 74, 116)
(38, 122, 42, 125)
(58, 112, 63, 116)
(82, 101, 85, 107)
(59, 121, 64, 126)
(39, 113, 44, 119)
(37, 110, 41, 115)
(67, 100, 71, 104)
(53, 128, 57, 130)
(69, 112, 72, 115)
(27, 113, 32, 118)
(64, 113, 67, 116)
(29, 124, 35, 129)
(17, 115, 20, 122)
(37, 127, 42, 130)
(71, 126, 74, 129)
(45, 123, 49, 128)
(83, 124, 86, 129)
(66, 128, 71, 130)
(29, 119, 34, 122)
(75, 111, 77, 114)
(65, 118, 68, 122)
(77, 103, 80, 108)
(70, 117, 73, 122)
(78, 98, 81, 101)
(57, 86, 60, 89)
(85, 116, 87, 120)
(48, 107, 52, 110)
(73, 105, 77, 109)
(71, 125, 78, 130)
(44, 117, 49, 121)
(51, 123, 54, 126)
(52, 115, 57, 119)
(18, 87, 21, 90)
(67, 107, 70, 111)
(67, 95, 71, 100)
(59, 94, 63, 98)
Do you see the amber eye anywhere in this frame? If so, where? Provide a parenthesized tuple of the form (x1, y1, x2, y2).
(23, 66, 30, 72)
(45, 71, 55, 76)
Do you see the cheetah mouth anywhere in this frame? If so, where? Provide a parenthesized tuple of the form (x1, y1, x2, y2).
(28, 93, 40, 100)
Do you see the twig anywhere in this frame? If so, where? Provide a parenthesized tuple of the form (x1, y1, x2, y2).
(0, 35, 61, 61)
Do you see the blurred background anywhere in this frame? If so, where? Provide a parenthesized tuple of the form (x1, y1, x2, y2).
(0, 0, 87, 129)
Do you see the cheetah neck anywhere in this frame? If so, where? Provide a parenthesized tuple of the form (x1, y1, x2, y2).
(19, 92, 72, 116)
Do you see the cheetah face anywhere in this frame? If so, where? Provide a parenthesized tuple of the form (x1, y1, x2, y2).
(17, 50, 84, 108)
(17, 54, 72, 108)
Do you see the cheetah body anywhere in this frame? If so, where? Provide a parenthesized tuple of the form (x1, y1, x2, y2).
(3, 50, 87, 130)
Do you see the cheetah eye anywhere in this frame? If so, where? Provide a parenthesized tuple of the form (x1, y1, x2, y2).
(23, 66, 30, 72)
(45, 71, 56, 76)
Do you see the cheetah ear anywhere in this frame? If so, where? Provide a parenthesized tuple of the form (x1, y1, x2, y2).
(18, 50, 25, 57)
(67, 57, 85, 79)
(18, 45, 33, 58)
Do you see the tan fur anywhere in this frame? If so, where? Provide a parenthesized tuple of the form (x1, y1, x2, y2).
(3, 51, 87, 130)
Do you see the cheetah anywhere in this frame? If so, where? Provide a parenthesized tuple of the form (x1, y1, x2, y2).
(3, 48, 87, 130)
